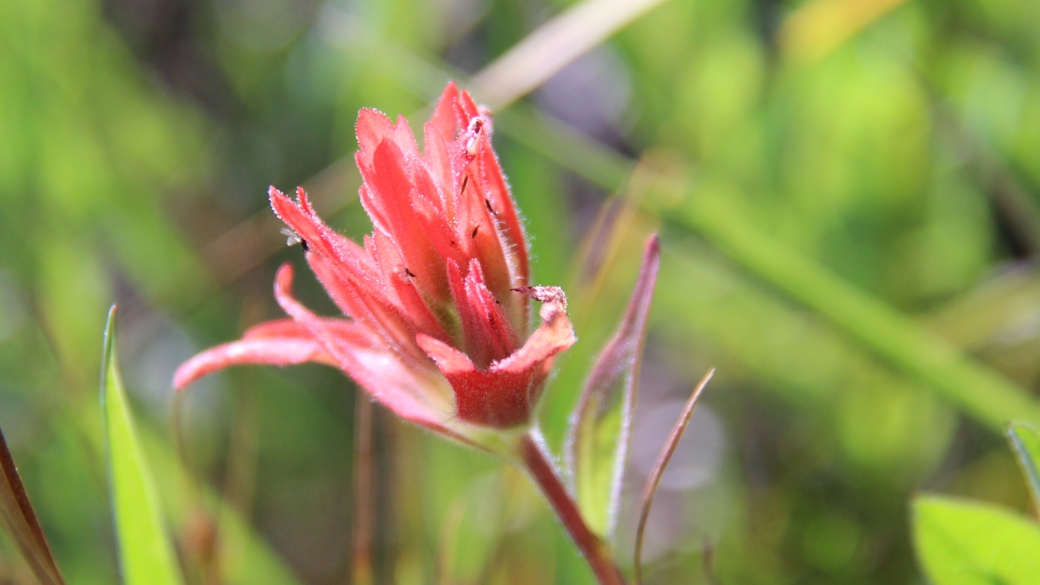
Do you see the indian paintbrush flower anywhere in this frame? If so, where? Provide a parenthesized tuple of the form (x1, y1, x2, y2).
(174, 82, 576, 448)
(173, 82, 668, 585)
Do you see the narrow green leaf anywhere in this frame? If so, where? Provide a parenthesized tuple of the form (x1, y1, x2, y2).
(0, 426, 66, 585)
(1008, 422, 1040, 516)
(101, 306, 185, 585)
(913, 495, 1040, 585)
(670, 192, 1040, 432)
(565, 236, 660, 540)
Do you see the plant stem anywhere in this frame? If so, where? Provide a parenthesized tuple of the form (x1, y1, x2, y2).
(519, 432, 627, 585)
(352, 394, 375, 585)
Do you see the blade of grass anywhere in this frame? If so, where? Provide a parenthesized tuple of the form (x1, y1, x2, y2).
(913, 495, 1040, 585)
(494, 104, 634, 192)
(634, 368, 714, 585)
(665, 190, 1040, 431)
(1008, 423, 1040, 519)
(567, 158, 661, 329)
(0, 427, 66, 585)
(470, 0, 671, 110)
(30, 297, 300, 585)
(101, 305, 185, 585)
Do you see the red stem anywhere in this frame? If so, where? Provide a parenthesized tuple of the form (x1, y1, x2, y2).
(519, 432, 627, 585)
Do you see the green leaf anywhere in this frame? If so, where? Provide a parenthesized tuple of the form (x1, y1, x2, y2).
(101, 306, 185, 585)
(565, 236, 660, 540)
(1008, 422, 1040, 515)
(671, 190, 1040, 434)
(913, 495, 1040, 585)
(133, 423, 303, 585)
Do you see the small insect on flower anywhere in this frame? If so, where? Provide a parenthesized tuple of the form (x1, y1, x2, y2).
(280, 227, 308, 252)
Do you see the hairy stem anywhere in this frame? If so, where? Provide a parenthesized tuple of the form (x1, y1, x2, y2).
(519, 431, 626, 585)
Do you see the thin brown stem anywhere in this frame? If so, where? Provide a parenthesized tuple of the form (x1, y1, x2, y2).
(519, 432, 626, 585)
(351, 394, 375, 585)
(634, 368, 715, 585)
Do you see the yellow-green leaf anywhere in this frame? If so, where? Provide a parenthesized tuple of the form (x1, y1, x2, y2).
(913, 495, 1040, 585)
(565, 236, 660, 539)
(101, 306, 185, 585)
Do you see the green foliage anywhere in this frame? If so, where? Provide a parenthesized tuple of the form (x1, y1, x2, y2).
(664, 188, 1040, 433)
(568, 238, 659, 541)
(1008, 423, 1040, 514)
(570, 401, 624, 538)
(3, 0, 1040, 581)
(913, 496, 1040, 585)
(100, 307, 184, 585)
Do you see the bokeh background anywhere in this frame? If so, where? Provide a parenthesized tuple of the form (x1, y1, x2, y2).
(2, 0, 1040, 583)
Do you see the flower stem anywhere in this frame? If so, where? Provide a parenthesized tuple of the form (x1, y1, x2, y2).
(519, 432, 627, 585)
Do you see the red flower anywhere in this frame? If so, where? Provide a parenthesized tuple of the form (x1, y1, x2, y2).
(174, 82, 575, 443)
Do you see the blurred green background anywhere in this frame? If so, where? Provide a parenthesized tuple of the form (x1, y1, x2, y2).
(2, 0, 1040, 583)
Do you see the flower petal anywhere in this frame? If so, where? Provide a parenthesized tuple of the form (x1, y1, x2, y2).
(462, 259, 518, 365)
(357, 140, 447, 301)
(493, 289, 575, 377)
(474, 127, 529, 290)
(456, 174, 513, 304)
(457, 89, 481, 125)
(307, 250, 432, 368)
(423, 122, 456, 216)
(416, 288, 575, 428)
(269, 187, 377, 290)
(241, 318, 312, 339)
(428, 81, 460, 143)
(415, 333, 528, 428)
(356, 108, 395, 168)
(273, 264, 453, 432)
(366, 229, 450, 343)
(416, 333, 540, 428)
(173, 322, 335, 390)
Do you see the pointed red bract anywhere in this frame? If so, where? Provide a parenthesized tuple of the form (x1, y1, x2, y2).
(174, 82, 576, 440)
(416, 295, 575, 427)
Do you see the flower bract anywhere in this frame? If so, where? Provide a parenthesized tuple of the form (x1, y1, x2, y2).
(174, 82, 576, 445)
